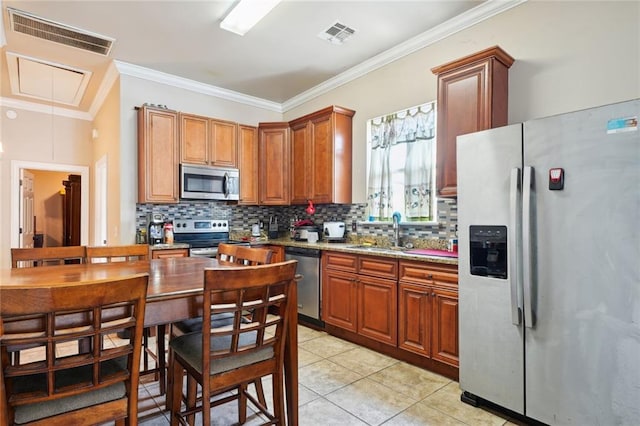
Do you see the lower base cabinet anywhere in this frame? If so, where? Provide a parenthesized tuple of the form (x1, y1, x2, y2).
(398, 260, 459, 367)
(323, 251, 459, 374)
(322, 252, 397, 346)
(151, 248, 189, 259)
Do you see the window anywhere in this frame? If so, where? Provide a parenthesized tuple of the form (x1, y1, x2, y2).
(366, 101, 436, 223)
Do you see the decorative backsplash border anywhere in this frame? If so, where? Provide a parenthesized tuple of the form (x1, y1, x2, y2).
(136, 198, 457, 242)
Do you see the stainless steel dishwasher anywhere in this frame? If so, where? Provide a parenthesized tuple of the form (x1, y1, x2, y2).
(285, 246, 322, 326)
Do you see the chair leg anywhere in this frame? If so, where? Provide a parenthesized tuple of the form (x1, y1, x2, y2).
(254, 378, 267, 408)
(170, 360, 183, 426)
(272, 369, 286, 426)
(156, 324, 167, 395)
(187, 375, 197, 426)
(238, 383, 248, 424)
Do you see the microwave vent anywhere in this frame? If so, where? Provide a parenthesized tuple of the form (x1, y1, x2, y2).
(8, 7, 114, 56)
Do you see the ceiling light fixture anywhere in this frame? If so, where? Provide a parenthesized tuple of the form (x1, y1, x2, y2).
(220, 0, 281, 36)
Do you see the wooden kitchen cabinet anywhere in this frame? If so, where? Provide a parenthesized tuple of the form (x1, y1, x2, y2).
(431, 46, 514, 197)
(258, 122, 290, 205)
(210, 119, 238, 167)
(288, 106, 355, 205)
(323, 251, 398, 346)
(238, 124, 259, 205)
(398, 260, 459, 367)
(180, 113, 209, 165)
(180, 114, 237, 167)
(151, 248, 189, 259)
(138, 105, 179, 203)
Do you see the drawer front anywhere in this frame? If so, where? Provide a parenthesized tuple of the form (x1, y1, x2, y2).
(323, 251, 357, 273)
(399, 260, 457, 288)
(358, 255, 398, 280)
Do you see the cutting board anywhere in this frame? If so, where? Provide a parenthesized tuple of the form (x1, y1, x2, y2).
(404, 248, 458, 258)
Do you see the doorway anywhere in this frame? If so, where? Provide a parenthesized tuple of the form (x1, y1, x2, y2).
(10, 160, 89, 248)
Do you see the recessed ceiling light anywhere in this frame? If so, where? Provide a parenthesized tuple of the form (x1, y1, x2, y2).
(220, 0, 281, 36)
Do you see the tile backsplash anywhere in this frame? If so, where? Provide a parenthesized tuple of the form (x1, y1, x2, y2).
(136, 198, 457, 242)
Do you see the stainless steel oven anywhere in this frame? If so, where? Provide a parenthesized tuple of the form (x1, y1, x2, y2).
(173, 219, 247, 258)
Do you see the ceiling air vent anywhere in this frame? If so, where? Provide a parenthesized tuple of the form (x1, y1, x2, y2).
(8, 7, 114, 56)
(318, 21, 356, 45)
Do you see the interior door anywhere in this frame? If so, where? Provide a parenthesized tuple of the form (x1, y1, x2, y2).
(19, 169, 35, 248)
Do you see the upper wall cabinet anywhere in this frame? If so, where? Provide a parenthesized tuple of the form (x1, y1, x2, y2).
(288, 106, 355, 205)
(258, 122, 290, 205)
(138, 105, 179, 203)
(431, 46, 514, 198)
(238, 124, 259, 205)
(180, 113, 238, 168)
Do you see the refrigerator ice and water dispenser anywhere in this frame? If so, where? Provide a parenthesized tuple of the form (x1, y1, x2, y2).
(469, 225, 508, 279)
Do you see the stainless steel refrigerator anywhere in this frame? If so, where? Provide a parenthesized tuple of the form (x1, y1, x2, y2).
(457, 99, 640, 425)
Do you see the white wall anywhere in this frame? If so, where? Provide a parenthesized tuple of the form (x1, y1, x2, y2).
(283, 0, 640, 203)
(0, 107, 92, 267)
(92, 77, 121, 245)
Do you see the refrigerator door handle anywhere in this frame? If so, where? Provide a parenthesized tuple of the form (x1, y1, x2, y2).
(522, 166, 535, 328)
(509, 168, 522, 325)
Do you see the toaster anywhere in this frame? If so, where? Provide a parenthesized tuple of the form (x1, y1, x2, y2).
(323, 221, 346, 240)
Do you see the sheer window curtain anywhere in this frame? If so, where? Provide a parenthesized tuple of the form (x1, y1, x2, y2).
(367, 102, 436, 221)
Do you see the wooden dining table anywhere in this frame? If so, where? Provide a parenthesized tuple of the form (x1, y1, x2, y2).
(0, 257, 299, 425)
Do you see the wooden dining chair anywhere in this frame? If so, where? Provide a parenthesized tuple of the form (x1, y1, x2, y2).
(8, 246, 89, 365)
(167, 244, 275, 406)
(168, 260, 298, 426)
(0, 273, 148, 426)
(10, 246, 87, 268)
(86, 244, 149, 263)
(86, 244, 166, 394)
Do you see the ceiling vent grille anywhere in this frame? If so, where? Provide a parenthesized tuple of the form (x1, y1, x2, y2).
(318, 22, 356, 45)
(8, 7, 114, 56)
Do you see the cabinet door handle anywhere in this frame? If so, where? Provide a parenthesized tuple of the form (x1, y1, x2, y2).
(426, 274, 433, 280)
(431, 292, 435, 297)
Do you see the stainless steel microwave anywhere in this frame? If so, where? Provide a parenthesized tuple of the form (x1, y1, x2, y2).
(179, 164, 239, 201)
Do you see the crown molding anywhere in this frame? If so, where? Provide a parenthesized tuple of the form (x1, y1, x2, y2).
(282, 0, 527, 112)
(113, 60, 283, 113)
(0, 97, 93, 120)
(88, 61, 120, 118)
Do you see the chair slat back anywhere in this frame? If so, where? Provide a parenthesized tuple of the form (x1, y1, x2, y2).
(86, 244, 149, 263)
(216, 243, 239, 263)
(201, 261, 297, 375)
(0, 274, 149, 425)
(233, 246, 273, 265)
(11, 246, 87, 268)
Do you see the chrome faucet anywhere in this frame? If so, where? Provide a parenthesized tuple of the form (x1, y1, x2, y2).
(392, 212, 401, 247)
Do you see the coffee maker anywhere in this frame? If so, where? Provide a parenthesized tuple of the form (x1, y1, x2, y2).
(147, 213, 164, 245)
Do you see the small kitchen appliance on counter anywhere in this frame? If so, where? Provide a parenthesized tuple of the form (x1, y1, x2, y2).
(323, 221, 346, 241)
(147, 213, 164, 245)
(292, 220, 322, 242)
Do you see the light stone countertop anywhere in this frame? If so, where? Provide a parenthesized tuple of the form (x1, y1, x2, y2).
(248, 237, 459, 266)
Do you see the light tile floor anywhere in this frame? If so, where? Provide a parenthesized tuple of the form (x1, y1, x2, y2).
(18, 325, 524, 425)
(134, 325, 524, 426)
